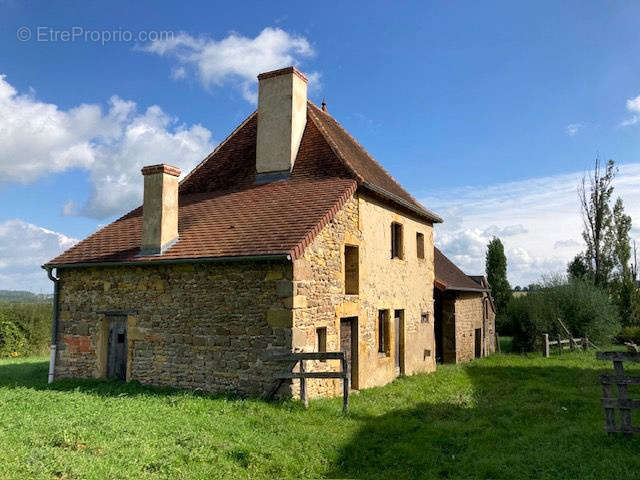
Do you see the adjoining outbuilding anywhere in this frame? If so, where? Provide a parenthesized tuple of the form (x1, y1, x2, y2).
(433, 248, 496, 364)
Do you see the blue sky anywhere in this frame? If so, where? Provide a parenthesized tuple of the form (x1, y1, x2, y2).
(1, 0, 640, 291)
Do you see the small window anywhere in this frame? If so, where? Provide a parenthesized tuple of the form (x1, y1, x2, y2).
(421, 312, 429, 323)
(416, 232, 425, 259)
(344, 245, 359, 294)
(378, 310, 390, 355)
(391, 222, 404, 259)
(316, 327, 327, 353)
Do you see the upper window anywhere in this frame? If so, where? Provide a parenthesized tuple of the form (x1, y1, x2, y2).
(316, 327, 327, 353)
(391, 222, 404, 259)
(416, 232, 425, 259)
(344, 245, 359, 294)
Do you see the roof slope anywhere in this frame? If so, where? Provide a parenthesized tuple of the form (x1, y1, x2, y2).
(47, 102, 439, 267)
(434, 247, 486, 292)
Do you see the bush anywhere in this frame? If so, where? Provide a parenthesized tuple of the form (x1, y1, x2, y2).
(615, 326, 640, 345)
(506, 277, 620, 353)
(0, 302, 51, 357)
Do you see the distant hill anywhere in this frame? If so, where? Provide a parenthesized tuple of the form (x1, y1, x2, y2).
(0, 290, 52, 303)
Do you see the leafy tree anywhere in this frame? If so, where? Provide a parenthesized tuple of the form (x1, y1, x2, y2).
(567, 253, 590, 281)
(578, 157, 617, 287)
(514, 285, 521, 292)
(610, 198, 639, 325)
(486, 237, 512, 315)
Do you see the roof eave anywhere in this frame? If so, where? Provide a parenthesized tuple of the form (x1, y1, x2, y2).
(360, 182, 443, 223)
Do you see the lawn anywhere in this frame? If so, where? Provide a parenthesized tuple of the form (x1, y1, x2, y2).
(2, 351, 640, 479)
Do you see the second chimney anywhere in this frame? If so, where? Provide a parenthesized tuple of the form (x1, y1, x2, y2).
(256, 67, 308, 174)
(140, 164, 181, 255)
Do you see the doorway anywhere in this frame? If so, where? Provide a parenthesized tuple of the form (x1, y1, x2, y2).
(107, 316, 127, 380)
(474, 328, 482, 359)
(434, 290, 444, 363)
(340, 317, 358, 389)
(394, 309, 405, 376)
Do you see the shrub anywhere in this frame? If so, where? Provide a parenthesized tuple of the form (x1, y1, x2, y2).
(0, 302, 51, 357)
(615, 326, 640, 345)
(506, 277, 620, 352)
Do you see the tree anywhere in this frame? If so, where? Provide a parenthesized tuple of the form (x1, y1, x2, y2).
(578, 157, 617, 287)
(567, 253, 590, 281)
(610, 198, 639, 325)
(514, 285, 521, 292)
(486, 237, 512, 315)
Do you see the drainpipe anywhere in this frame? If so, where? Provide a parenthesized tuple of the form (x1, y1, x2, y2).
(46, 267, 60, 384)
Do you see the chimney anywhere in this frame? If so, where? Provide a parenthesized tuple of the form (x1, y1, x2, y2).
(140, 164, 181, 255)
(256, 66, 308, 175)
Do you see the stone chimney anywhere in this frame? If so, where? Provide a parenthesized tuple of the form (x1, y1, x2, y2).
(256, 66, 308, 174)
(140, 164, 181, 255)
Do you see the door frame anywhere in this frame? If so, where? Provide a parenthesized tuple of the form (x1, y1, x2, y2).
(394, 309, 405, 376)
(339, 316, 359, 390)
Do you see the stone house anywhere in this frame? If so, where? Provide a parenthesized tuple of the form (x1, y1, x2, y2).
(45, 66, 447, 398)
(433, 248, 496, 364)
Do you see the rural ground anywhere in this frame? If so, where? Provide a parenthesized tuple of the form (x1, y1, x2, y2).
(2, 344, 640, 479)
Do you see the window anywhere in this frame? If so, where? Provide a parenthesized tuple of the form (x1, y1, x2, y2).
(344, 245, 359, 294)
(416, 232, 425, 259)
(316, 327, 327, 353)
(391, 222, 404, 259)
(378, 309, 390, 355)
(421, 312, 429, 324)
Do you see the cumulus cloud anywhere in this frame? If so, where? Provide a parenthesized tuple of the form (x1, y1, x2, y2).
(423, 164, 640, 286)
(0, 220, 77, 292)
(143, 27, 319, 103)
(0, 75, 213, 218)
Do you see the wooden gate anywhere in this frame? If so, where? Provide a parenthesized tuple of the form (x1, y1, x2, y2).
(597, 351, 640, 434)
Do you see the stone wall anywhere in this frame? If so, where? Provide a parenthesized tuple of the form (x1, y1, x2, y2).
(292, 192, 436, 398)
(453, 292, 485, 363)
(54, 261, 294, 396)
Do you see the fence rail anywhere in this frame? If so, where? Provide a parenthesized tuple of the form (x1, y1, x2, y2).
(270, 351, 349, 413)
(597, 351, 640, 434)
(542, 333, 589, 357)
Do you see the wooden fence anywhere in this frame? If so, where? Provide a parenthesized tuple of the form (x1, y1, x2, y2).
(270, 351, 350, 413)
(542, 333, 589, 357)
(597, 351, 640, 434)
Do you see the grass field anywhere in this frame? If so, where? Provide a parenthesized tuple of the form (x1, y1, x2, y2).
(2, 351, 640, 479)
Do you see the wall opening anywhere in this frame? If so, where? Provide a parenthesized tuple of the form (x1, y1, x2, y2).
(394, 309, 405, 375)
(340, 317, 359, 389)
(107, 315, 127, 380)
(416, 232, 425, 259)
(316, 327, 327, 353)
(391, 222, 404, 259)
(474, 328, 482, 359)
(378, 309, 390, 355)
(344, 245, 359, 294)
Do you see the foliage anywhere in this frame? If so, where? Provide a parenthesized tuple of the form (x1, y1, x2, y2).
(0, 302, 51, 357)
(567, 253, 590, 281)
(506, 277, 619, 352)
(2, 353, 640, 479)
(615, 326, 640, 345)
(485, 237, 512, 316)
(578, 157, 617, 287)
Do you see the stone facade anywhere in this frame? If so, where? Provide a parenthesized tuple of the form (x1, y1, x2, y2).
(54, 261, 295, 396)
(53, 190, 438, 398)
(291, 192, 436, 398)
(438, 291, 495, 364)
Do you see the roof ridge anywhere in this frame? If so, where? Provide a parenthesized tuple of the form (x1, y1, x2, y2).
(307, 101, 428, 212)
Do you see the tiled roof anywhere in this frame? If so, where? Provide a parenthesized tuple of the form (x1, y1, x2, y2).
(434, 247, 486, 292)
(47, 102, 439, 267)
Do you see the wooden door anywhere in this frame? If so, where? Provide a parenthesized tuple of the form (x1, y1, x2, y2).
(107, 316, 127, 380)
(340, 317, 357, 388)
(394, 310, 405, 375)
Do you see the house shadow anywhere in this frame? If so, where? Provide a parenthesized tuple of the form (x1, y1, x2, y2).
(325, 361, 640, 480)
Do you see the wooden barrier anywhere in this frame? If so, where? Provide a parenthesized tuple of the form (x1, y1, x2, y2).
(597, 352, 640, 434)
(270, 351, 349, 413)
(542, 333, 588, 357)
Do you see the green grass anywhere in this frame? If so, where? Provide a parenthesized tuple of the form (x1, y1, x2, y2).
(2, 352, 640, 479)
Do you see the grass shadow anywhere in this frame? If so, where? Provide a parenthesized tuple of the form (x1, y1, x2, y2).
(326, 360, 640, 480)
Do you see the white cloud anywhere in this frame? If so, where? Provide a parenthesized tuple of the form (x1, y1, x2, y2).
(143, 27, 318, 103)
(621, 94, 640, 126)
(423, 164, 640, 287)
(566, 123, 583, 136)
(0, 220, 77, 292)
(0, 75, 214, 219)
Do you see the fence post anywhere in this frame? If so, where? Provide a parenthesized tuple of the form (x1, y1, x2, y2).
(558, 335, 563, 354)
(341, 354, 349, 414)
(299, 359, 308, 408)
(543, 333, 549, 357)
(569, 337, 575, 351)
(583, 337, 589, 351)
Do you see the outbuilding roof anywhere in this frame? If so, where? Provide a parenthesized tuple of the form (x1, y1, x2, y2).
(434, 247, 487, 292)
